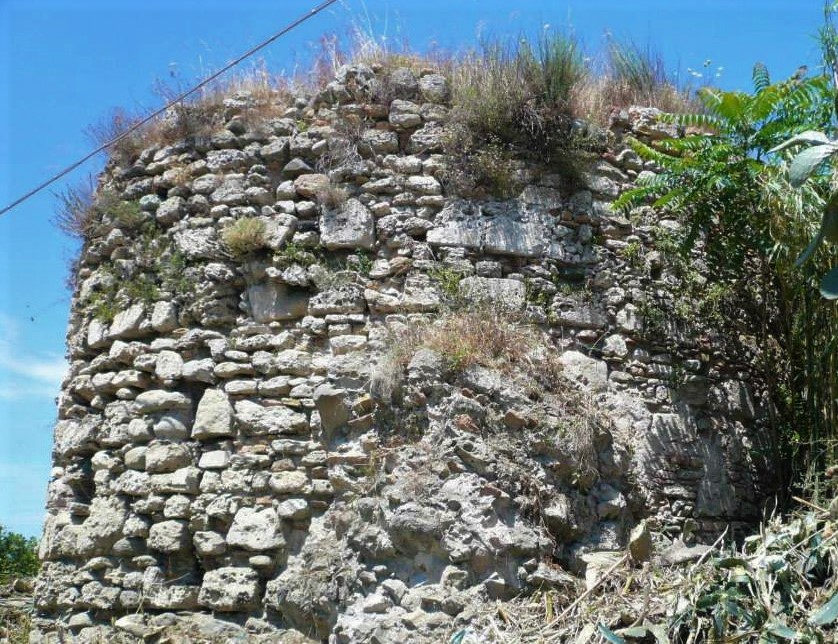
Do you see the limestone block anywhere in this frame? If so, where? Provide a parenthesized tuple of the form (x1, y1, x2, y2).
(518, 185, 563, 210)
(53, 418, 98, 458)
(145, 442, 192, 473)
(205, 149, 247, 172)
(155, 196, 185, 225)
(108, 304, 146, 340)
(226, 507, 285, 551)
(426, 220, 482, 249)
(234, 400, 308, 435)
(708, 380, 756, 420)
(153, 412, 191, 441)
(389, 67, 419, 99)
(57, 496, 127, 558)
(144, 583, 200, 610)
(602, 334, 628, 359)
(364, 274, 440, 314)
(263, 214, 297, 250)
(87, 319, 110, 349)
(192, 389, 234, 440)
(194, 531, 227, 556)
(147, 520, 190, 553)
(163, 495, 191, 519)
(406, 175, 442, 195)
(551, 305, 608, 330)
(247, 282, 310, 323)
(134, 390, 191, 414)
(389, 99, 422, 129)
(173, 228, 221, 260)
(276, 498, 310, 520)
(329, 335, 367, 355)
(192, 173, 221, 194)
(483, 219, 548, 257)
(111, 369, 149, 390)
(123, 446, 147, 470)
(361, 129, 398, 155)
(293, 173, 330, 198)
(273, 350, 313, 376)
(260, 137, 289, 164)
(408, 123, 446, 153)
(313, 384, 350, 432)
(210, 174, 247, 206)
(459, 277, 526, 310)
(319, 199, 375, 250)
(149, 467, 201, 495)
(268, 471, 309, 495)
(558, 350, 608, 393)
(112, 470, 150, 496)
(198, 567, 260, 611)
(198, 450, 230, 469)
(155, 350, 184, 381)
(419, 73, 449, 103)
(308, 285, 366, 315)
(182, 358, 216, 383)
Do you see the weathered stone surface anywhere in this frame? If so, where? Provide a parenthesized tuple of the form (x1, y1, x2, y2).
(419, 73, 449, 102)
(313, 384, 350, 431)
(459, 277, 526, 309)
(134, 390, 191, 413)
(145, 442, 192, 473)
(155, 350, 184, 380)
(198, 567, 260, 611)
(173, 228, 221, 260)
(294, 173, 330, 198)
(109, 304, 145, 340)
(194, 531, 227, 556)
(147, 520, 190, 553)
(226, 507, 285, 551)
(247, 282, 310, 322)
(192, 389, 234, 439)
(558, 351, 609, 393)
(319, 199, 375, 250)
(36, 63, 771, 643)
(234, 400, 309, 435)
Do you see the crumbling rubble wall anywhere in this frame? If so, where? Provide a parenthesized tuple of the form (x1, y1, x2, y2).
(33, 64, 772, 642)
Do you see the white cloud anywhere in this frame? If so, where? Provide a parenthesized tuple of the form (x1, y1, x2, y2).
(0, 313, 67, 398)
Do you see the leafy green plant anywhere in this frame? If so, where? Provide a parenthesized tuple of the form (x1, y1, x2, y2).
(274, 241, 318, 269)
(615, 60, 838, 486)
(221, 217, 268, 257)
(620, 240, 644, 267)
(0, 526, 39, 580)
(124, 273, 160, 304)
(428, 265, 464, 302)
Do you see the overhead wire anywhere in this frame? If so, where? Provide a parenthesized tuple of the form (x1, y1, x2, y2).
(0, 0, 341, 218)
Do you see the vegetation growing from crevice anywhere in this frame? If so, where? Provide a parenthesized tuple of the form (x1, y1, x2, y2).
(615, 25, 838, 497)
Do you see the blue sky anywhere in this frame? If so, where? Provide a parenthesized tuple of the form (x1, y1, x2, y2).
(0, 0, 827, 537)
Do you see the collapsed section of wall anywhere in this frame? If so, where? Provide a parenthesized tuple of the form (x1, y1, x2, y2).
(34, 65, 772, 641)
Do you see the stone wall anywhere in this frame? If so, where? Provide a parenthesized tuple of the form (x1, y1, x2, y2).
(33, 64, 772, 641)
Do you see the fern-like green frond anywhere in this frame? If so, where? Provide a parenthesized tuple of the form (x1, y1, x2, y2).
(627, 137, 676, 167)
(613, 184, 660, 212)
(752, 62, 771, 93)
(670, 112, 723, 131)
(658, 135, 713, 154)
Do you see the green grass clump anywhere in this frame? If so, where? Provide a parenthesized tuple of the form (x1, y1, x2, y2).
(221, 217, 268, 257)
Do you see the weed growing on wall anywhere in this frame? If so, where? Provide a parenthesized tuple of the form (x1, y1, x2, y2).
(221, 218, 269, 257)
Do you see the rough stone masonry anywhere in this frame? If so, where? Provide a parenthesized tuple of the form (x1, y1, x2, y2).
(32, 63, 772, 642)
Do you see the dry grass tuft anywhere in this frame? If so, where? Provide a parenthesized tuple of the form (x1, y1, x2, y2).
(371, 308, 564, 403)
(221, 217, 268, 257)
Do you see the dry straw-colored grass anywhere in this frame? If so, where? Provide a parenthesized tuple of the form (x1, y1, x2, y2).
(84, 25, 699, 171)
(371, 307, 565, 403)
